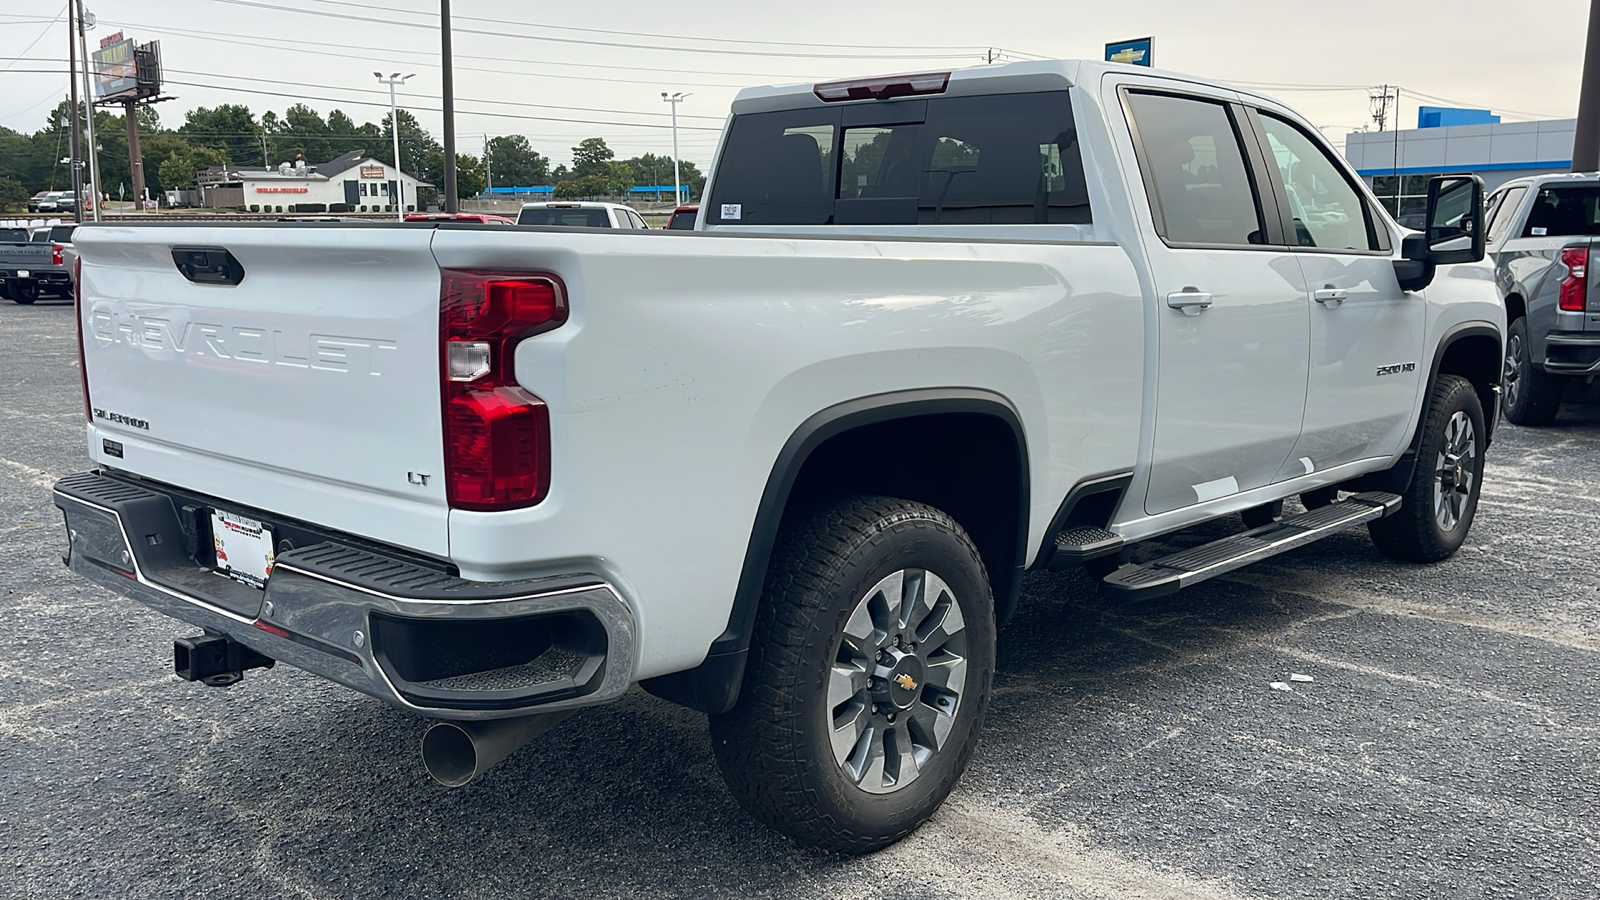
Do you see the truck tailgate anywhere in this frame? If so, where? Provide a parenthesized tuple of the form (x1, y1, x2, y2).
(75, 225, 451, 556)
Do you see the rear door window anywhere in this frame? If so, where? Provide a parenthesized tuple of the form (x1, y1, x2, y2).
(1124, 92, 1267, 247)
(1522, 186, 1600, 237)
(707, 91, 1090, 226)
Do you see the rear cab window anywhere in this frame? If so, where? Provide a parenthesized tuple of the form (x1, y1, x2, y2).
(517, 207, 613, 227)
(707, 91, 1091, 226)
(1522, 186, 1600, 238)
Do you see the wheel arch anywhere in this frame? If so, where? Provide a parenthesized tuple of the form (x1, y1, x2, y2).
(641, 388, 1029, 715)
(1504, 291, 1526, 323)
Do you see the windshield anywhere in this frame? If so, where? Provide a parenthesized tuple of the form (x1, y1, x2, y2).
(517, 207, 612, 227)
(0, 229, 30, 242)
(668, 209, 697, 230)
(1524, 187, 1600, 238)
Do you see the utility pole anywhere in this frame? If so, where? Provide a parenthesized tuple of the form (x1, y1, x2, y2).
(67, 0, 82, 223)
(376, 72, 414, 222)
(76, 0, 102, 222)
(440, 0, 458, 211)
(1368, 84, 1395, 132)
(484, 132, 491, 198)
(1575, 0, 1600, 171)
(661, 91, 689, 204)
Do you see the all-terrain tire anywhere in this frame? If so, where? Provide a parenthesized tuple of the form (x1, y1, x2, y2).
(1368, 374, 1486, 562)
(709, 495, 996, 854)
(1501, 317, 1564, 426)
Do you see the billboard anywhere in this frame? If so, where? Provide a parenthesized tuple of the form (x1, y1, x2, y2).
(1105, 37, 1154, 67)
(92, 37, 138, 100)
(91, 35, 161, 101)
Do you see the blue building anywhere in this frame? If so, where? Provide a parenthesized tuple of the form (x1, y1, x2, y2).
(1343, 109, 1575, 223)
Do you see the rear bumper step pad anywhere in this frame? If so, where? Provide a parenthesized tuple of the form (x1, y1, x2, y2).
(1102, 491, 1401, 599)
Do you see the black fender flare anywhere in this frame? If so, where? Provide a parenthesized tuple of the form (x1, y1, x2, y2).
(641, 387, 1029, 715)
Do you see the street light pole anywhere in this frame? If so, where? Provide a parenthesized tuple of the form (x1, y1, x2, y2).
(376, 72, 415, 221)
(67, 0, 82, 223)
(440, 0, 458, 211)
(661, 91, 689, 205)
(76, 0, 101, 222)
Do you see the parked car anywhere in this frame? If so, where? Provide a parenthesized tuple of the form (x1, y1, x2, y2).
(0, 225, 73, 303)
(667, 204, 699, 230)
(55, 59, 1501, 855)
(27, 191, 55, 213)
(515, 201, 647, 228)
(1485, 173, 1600, 424)
(404, 212, 516, 225)
(33, 191, 64, 213)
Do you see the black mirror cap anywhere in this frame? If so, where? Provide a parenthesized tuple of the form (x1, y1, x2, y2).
(1424, 174, 1486, 265)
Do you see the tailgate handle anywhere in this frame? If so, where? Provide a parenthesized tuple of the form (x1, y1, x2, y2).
(171, 246, 245, 286)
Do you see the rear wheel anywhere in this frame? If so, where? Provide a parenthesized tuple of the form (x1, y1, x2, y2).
(7, 281, 37, 304)
(1368, 374, 1486, 562)
(710, 495, 995, 854)
(1501, 317, 1564, 426)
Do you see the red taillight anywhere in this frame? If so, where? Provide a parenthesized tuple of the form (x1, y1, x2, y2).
(1559, 246, 1589, 312)
(814, 71, 950, 102)
(74, 257, 91, 424)
(440, 271, 568, 511)
(52, 244, 63, 266)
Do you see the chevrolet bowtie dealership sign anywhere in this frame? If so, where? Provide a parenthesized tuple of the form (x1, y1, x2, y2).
(1106, 37, 1154, 67)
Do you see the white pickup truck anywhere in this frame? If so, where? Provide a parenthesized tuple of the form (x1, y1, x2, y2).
(54, 60, 1503, 853)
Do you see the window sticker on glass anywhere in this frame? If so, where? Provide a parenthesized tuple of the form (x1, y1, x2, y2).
(1532, 227, 1547, 236)
(721, 203, 742, 220)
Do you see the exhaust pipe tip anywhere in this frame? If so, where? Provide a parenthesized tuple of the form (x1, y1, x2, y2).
(421, 711, 573, 788)
(421, 722, 480, 788)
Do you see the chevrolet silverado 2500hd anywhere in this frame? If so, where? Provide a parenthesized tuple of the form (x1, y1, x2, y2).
(53, 60, 1503, 853)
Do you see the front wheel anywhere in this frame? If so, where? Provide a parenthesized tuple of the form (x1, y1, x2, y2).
(710, 495, 996, 854)
(1501, 317, 1564, 425)
(1368, 374, 1486, 562)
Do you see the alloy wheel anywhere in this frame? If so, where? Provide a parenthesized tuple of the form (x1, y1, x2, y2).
(1433, 410, 1476, 533)
(828, 568, 969, 795)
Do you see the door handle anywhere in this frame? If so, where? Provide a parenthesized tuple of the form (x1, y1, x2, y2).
(1166, 288, 1214, 316)
(1314, 287, 1348, 307)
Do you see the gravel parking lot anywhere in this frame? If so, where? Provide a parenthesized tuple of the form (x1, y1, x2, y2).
(3, 297, 1598, 900)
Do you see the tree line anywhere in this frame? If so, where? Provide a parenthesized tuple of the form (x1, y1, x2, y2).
(0, 97, 705, 210)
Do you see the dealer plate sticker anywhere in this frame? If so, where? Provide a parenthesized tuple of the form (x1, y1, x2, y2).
(211, 510, 275, 589)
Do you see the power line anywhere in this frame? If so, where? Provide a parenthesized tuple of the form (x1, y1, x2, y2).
(159, 77, 726, 131)
(297, 0, 982, 53)
(161, 67, 727, 122)
(103, 18, 823, 83)
(205, 0, 988, 61)
(0, 2, 65, 74)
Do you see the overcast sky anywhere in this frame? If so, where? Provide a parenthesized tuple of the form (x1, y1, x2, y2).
(0, 0, 1588, 171)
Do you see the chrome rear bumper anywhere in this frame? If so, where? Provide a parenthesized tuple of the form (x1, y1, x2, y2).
(52, 471, 635, 720)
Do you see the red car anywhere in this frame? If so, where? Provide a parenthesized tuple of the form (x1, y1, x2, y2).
(667, 205, 699, 230)
(403, 212, 516, 225)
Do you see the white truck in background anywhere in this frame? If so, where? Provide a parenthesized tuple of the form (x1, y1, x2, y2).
(54, 60, 1502, 853)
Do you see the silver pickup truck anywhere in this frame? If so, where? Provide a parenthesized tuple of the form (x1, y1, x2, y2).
(1488, 174, 1600, 423)
(0, 225, 75, 304)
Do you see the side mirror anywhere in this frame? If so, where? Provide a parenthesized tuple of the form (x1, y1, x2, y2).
(1394, 174, 1485, 292)
(1423, 174, 1485, 265)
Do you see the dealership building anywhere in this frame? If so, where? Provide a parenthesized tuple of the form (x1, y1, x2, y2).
(193, 150, 428, 210)
(1343, 108, 1576, 223)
